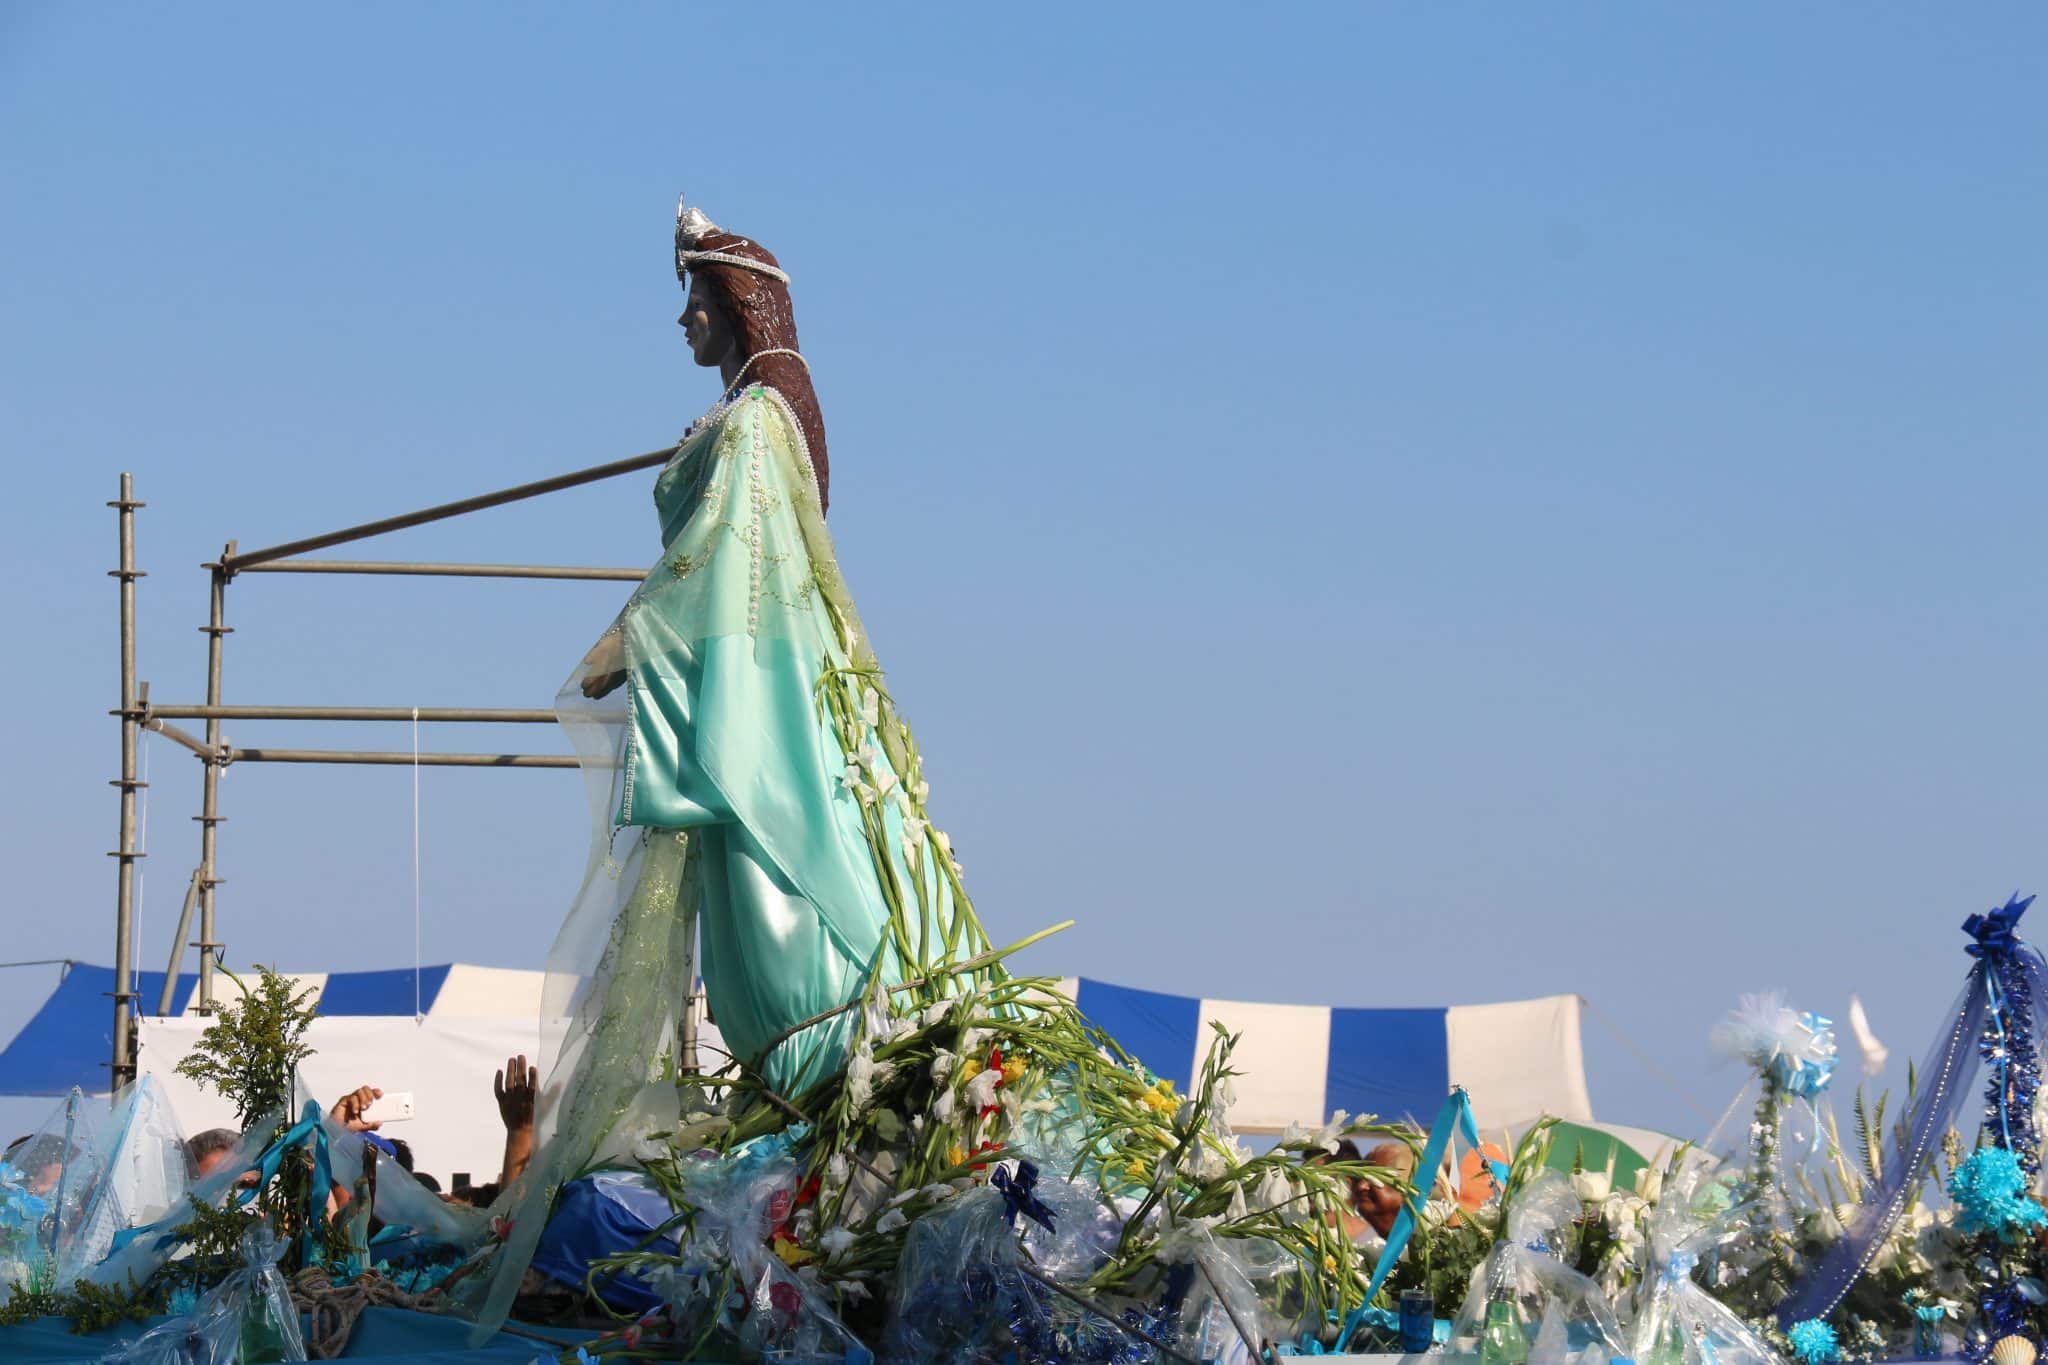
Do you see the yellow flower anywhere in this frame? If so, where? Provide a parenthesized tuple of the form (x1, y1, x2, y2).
(1322, 1254, 1337, 1276)
(1001, 1056, 1027, 1085)
(959, 1058, 984, 1084)
(773, 1236, 816, 1268)
(1124, 1155, 1151, 1182)
(948, 1144, 968, 1168)
(1140, 1079, 1177, 1115)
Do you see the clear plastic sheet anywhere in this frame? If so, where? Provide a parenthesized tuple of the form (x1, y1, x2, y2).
(1447, 1171, 1627, 1364)
(1628, 1170, 1789, 1365)
(1155, 1213, 1290, 1365)
(321, 1120, 487, 1252)
(4, 1087, 112, 1287)
(61, 1078, 192, 1286)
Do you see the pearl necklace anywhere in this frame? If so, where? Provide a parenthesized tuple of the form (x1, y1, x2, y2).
(680, 348, 809, 442)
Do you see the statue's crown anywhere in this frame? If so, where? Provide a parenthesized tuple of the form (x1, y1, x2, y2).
(674, 195, 790, 286)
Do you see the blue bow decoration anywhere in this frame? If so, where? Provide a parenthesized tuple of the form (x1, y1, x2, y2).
(992, 1159, 1056, 1234)
(1965, 893, 2034, 959)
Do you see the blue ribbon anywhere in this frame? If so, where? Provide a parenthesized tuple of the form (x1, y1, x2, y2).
(991, 1159, 1056, 1234)
(1334, 1087, 1493, 1351)
(1965, 893, 2033, 959)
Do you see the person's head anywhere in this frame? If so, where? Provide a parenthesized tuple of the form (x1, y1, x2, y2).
(6, 1135, 71, 1196)
(1354, 1141, 1417, 1237)
(387, 1138, 415, 1173)
(412, 1171, 442, 1194)
(187, 1128, 242, 1180)
(672, 198, 831, 510)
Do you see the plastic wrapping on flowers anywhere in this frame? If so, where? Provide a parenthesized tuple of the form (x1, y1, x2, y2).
(103, 1223, 307, 1365)
(1445, 1170, 1627, 1364)
(1625, 1169, 1789, 1365)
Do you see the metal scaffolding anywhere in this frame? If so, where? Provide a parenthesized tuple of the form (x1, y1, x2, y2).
(108, 441, 675, 1085)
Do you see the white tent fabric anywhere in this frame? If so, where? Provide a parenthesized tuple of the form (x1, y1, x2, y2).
(130, 969, 1592, 1175)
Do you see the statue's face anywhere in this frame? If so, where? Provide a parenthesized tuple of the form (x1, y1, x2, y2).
(679, 275, 736, 369)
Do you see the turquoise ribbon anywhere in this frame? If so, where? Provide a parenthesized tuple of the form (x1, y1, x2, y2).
(1334, 1088, 1500, 1351)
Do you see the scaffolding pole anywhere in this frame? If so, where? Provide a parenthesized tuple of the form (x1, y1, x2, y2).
(194, 548, 231, 1014)
(235, 560, 645, 581)
(108, 474, 144, 1086)
(150, 704, 559, 724)
(219, 444, 675, 574)
(226, 747, 581, 768)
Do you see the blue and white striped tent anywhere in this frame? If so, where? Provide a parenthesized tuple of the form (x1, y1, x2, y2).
(1055, 978, 1592, 1132)
(2, 965, 1593, 1137)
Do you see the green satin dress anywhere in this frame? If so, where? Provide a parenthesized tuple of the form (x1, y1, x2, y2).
(587, 385, 959, 1092)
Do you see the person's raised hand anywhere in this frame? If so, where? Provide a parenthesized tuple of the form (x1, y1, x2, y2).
(494, 1055, 538, 1133)
(331, 1085, 383, 1132)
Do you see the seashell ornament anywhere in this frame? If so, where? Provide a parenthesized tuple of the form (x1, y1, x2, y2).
(1991, 1334, 2038, 1365)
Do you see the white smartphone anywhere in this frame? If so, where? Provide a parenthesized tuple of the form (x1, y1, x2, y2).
(361, 1091, 416, 1125)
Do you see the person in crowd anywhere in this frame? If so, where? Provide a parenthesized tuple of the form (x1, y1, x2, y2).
(4, 1135, 73, 1198)
(1309, 1140, 1374, 1244)
(186, 1127, 241, 1179)
(1353, 1141, 1418, 1240)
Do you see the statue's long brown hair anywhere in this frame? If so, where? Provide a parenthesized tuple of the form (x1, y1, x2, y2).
(688, 230, 830, 514)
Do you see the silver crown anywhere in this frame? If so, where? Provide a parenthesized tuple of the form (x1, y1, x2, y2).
(676, 195, 719, 248)
(674, 193, 790, 286)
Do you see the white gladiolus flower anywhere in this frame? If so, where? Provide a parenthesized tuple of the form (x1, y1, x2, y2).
(1570, 1170, 1612, 1203)
(1227, 1184, 1249, 1221)
(820, 1227, 856, 1260)
(933, 1088, 958, 1123)
(1257, 1168, 1295, 1211)
(827, 1154, 850, 1187)
(844, 1047, 875, 1113)
(1313, 1110, 1351, 1153)
(874, 771, 899, 800)
(930, 1050, 958, 1083)
(923, 1000, 953, 1027)
(854, 743, 879, 771)
(965, 1067, 1003, 1112)
(861, 687, 881, 727)
(902, 816, 928, 854)
(839, 763, 862, 792)
(1188, 1142, 1229, 1182)
(875, 1208, 907, 1234)
(1281, 1122, 1308, 1147)
(960, 1028, 990, 1055)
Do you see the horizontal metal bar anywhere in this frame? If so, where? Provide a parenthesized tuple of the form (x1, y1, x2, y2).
(152, 705, 559, 724)
(227, 747, 581, 768)
(235, 560, 646, 582)
(222, 445, 677, 572)
(145, 717, 220, 759)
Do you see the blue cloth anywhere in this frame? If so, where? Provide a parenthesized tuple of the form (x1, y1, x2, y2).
(0, 1307, 579, 1362)
(529, 1171, 681, 1314)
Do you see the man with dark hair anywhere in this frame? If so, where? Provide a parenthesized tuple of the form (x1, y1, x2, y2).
(186, 1127, 242, 1179)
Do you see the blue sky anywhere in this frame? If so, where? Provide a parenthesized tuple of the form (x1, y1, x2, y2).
(2, 4, 2044, 1148)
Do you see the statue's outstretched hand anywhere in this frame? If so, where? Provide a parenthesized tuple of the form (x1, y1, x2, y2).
(580, 631, 628, 699)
